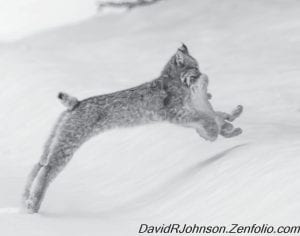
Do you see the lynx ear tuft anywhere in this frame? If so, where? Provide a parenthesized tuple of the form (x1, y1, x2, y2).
(178, 43, 189, 54)
(175, 51, 184, 67)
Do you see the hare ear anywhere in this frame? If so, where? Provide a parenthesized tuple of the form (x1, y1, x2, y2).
(178, 43, 189, 54)
(175, 50, 184, 67)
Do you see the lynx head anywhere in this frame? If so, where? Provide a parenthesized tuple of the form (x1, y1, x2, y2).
(162, 44, 202, 87)
(161, 44, 210, 108)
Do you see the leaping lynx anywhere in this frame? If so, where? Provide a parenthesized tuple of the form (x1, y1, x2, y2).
(22, 44, 243, 213)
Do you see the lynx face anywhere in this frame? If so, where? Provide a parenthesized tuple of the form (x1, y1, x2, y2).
(173, 45, 209, 97)
(162, 44, 202, 88)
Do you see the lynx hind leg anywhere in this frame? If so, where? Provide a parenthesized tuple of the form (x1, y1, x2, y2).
(25, 165, 53, 214)
(25, 139, 79, 213)
(25, 160, 69, 214)
(22, 163, 43, 204)
(22, 112, 67, 205)
(25, 111, 96, 213)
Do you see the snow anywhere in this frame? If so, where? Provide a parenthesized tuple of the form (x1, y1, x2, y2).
(0, 0, 97, 41)
(0, 0, 300, 235)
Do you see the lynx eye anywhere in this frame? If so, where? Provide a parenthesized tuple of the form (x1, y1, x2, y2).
(189, 76, 197, 83)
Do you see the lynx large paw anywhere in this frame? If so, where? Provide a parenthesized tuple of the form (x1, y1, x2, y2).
(228, 105, 243, 122)
(217, 105, 243, 122)
(221, 126, 243, 138)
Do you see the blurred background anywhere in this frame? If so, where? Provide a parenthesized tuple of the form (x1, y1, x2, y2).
(0, 0, 96, 41)
(0, 0, 163, 41)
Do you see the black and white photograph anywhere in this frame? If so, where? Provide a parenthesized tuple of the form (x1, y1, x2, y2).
(0, 0, 299, 235)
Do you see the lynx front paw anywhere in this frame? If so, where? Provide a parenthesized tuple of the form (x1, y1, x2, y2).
(228, 105, 243, 122)
(221, 127, 243, 138)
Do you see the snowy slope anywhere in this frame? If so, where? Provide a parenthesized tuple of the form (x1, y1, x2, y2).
(0, 0, 300, 235)
(0, 0, 99, 41)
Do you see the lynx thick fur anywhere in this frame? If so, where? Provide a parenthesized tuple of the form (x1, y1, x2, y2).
(22, 44, 243, 213)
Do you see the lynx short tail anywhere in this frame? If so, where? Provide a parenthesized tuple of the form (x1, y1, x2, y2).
(58, 92, 79, 110)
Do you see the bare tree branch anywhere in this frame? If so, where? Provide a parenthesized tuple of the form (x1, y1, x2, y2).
(98, 0, 163, 11)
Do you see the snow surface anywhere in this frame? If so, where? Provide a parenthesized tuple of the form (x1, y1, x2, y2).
(0, 0, 300, 235)
(0, 0, 97, 41)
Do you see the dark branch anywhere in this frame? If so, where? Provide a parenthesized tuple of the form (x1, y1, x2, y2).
(98, 0, 163, 11)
